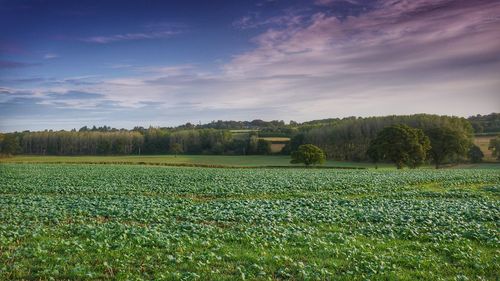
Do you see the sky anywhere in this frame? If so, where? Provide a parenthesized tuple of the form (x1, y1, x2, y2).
(1, 0, 499, 132)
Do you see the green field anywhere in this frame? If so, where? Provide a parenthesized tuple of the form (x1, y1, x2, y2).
(3, 155, 498, 169)
(0, 164, 499, 280)
(0, 155, 381, 168)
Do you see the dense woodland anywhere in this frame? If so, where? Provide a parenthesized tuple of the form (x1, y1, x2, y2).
(1, 113, 498, 162)
(467, 113, 500, 133)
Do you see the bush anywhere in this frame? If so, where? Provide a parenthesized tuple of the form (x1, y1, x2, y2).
(290, 144, 326, 166)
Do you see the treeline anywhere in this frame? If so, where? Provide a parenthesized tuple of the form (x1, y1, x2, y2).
(291, 114, 474, 161)
(1, 114, 498, 161)
(21, 131, 144, 155)
(467, 113, 500, 134)
(0, 128, 273, 156)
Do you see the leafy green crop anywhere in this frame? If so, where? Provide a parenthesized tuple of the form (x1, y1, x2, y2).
(0, 164, 499, 280)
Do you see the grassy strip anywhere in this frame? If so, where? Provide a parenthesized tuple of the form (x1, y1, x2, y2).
(0, 160, 366, 169)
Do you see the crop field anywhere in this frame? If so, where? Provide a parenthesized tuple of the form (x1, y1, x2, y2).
(0, 164, 499, 280)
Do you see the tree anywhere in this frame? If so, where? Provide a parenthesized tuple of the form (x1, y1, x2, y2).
(468, 145, 484, 163)
(290, 144, 326, 167)
(366, 141, 382, 169)
(170, 143, 183, 157)
(489, 136, 500, 160)
(256, 139, 272, 155)
(247, 134, 259, 154)
(425, 127, 471, 169)
(367, 124, 430, 169)
(0, 134, 20, 155)
(301, 114, 472, 161)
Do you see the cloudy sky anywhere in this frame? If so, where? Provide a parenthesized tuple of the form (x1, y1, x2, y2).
(1, 0, 499, 132)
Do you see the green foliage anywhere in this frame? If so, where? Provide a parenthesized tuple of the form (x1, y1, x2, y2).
(468, 113, 500, 133)
(0, 164, 499, 280)
(468, 145, 484, 163)
(489, 136, 500, 160)
(0, 113, 485, 160)
(142, 127, 170, 154)
(169, 143, 183, 156)
(0, 134, 20, 155)
(20, 131, 143, 155)
(303, 114, 472, 161)
(256, 139, 272, 155)
(368, 125, 430, 169)
(247, 135, 259, 154)
(426, 127, 472, 168)
(290, 144, 326, 166)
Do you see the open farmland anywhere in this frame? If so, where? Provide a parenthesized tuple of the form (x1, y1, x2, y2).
(0, 155, 381, 168)
(0, 164, 499, 280)
(474, 135, 498, 161)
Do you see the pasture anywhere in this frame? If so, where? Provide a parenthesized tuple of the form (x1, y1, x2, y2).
(0, 155, 378, 168)
(0, 164, 499, 280)
(2, 155, 498, 169)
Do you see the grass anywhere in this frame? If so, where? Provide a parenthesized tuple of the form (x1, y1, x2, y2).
(2, 155, 498, 170)
(258, 137, 291, 142)
(0, 164, 498, 280)
(0, 155, 385, 168)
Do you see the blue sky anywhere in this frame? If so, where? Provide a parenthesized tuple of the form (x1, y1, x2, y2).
(1, 0, 499, 132)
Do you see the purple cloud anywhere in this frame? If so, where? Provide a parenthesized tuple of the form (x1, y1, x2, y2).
(227, 0, 500, 77)
(2, 0, 499, 131)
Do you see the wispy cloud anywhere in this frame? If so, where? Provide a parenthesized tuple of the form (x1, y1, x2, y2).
(80, 30, 180, 44)
(314, 0, 360, 6)
(43, 53, 59, 59)
(232, 10, 305, 30)
(107, 63, 134, 69)
(2, 0, 500, 131)
(227, 0, 500, 77)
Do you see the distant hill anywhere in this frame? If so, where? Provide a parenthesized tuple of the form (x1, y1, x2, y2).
(467, 113, 500, 134)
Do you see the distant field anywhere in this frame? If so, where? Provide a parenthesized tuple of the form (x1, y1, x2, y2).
(474, 135, 497, 161)
(2, 155, 499, 170)
(0, 155, 378, 168)
(0, 164, 498, 280)
(258, 137, 290, 142)
(257, 137, 291, 153)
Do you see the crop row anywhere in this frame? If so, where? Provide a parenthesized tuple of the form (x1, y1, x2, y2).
(0, 164, 498, 280)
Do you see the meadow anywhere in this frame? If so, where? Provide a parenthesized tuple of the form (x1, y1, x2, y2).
(2, 155, 498, 170)
(0, 155, 379, 168)
(0, 163, 499, 280)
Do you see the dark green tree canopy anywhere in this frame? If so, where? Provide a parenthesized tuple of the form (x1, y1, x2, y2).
(489, 136, 500, 160)
(468, 145, 484, 163)
(1, 114, 490, 159)
(256, 139, 272, 155)
(169, 143, 183, 157)
(0, 134, 20, 155)
(367, 124, 430, 169)
(290, 144, 326, 166)
(302, 114, 472, 161)
(425, 127, 472, 168)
